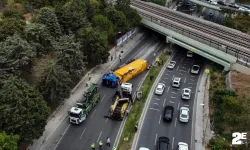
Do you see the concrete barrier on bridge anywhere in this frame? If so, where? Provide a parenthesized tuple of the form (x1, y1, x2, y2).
(231, 63, 250, 75)
(141, 19, 237, 70)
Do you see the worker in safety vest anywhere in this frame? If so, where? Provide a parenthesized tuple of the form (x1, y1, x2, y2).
(113, 147, 117, 150)
(99, 141, 103, 149)
(91, 143, 95, 150)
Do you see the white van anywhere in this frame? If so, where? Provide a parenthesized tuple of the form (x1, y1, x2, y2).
(178, 142, 188, 150)
(139, 147, 150, 150)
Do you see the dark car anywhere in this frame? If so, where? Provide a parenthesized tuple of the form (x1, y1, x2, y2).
(228, 3, 239, 9)
(163, 105, 174, 121)
(158, 137, 170, 150)
(217, 0, 226, 5)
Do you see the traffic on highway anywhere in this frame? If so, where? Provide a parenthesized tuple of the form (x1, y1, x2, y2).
(134, 46, 204, 150)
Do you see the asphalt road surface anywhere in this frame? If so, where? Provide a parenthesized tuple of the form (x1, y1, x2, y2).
(135, 47, 204, 150)
(42, 33, 167, 150)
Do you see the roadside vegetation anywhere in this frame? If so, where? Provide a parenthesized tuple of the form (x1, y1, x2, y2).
(142, 0, 166, 6)
(0, 0, 141, 148)
(118, 51, 170, 150)
(208, 64, 250, 150)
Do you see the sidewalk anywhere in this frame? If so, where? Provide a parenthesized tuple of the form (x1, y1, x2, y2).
(194, 65, 213, 150)
(29, 31, 146, 150)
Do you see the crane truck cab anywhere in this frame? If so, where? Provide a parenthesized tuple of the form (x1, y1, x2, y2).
(121, 82, 133, 94)
(69, 107, 86, 124)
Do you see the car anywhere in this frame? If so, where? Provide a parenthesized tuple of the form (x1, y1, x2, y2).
(186, 1, 190, 6)
(172, 77, 181, 88)
(179, 107, 189, 123)
(155, 83, 166, 95)
(157, 137, 170, 150)
(209, 0, 217, 5)
(178, 1, 183, 7)
(163, 105, 174, 121)
(139, 147, 150, 150)
(228, 3, 239, 9)
(167, 61, 176, 69)
(217, 0, 226, 5)
(191, 65, 200, 74)
(186, 51, 193, 57)
(178, 142, 188, 150)
(181, 88, 191, 100)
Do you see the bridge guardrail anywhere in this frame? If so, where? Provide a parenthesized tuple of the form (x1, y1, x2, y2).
(137, 11, 250, 66)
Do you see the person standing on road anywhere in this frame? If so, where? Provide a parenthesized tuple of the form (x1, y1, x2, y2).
(99, 141, 103, 149)
(106, 137, 111, 146)
(91, 143, 95, 150)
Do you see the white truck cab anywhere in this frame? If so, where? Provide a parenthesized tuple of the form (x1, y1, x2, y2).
(121, 83, 133, 94)
(69, 107, 86, 124)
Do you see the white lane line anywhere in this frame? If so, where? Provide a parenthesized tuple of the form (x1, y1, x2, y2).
(189, 82, 193, 85)
(167, 86, 170, 93)
(172, 92, 177, 94)
(150, 108, 160, 111)
(181, 66, 185, 69)
(174, 118, 177, 127)
(169, 101, 175, 103)
(90, 110, 96, 118)
(191, 76, 195, 78)
(188, 68, 190, 73)
(171, 96, 176, 98)
(179, 70, 186, 72)
(106, 118, 108, 122)
(177, 102, 180, 110)
(172, 137, 175, 149)
(159, 115, 162, 124)
(184, 77, 186, 83)
(155, 98, 161, 100)
(155, 134, 158, 145)
(154, 103, 159, 105)
(184, 104, 189, 107)
(163, 98, 166, 107)
(53, 124, 70, 150)
(190, 79, 195, 81)
(176, 66, 179, 71)
(100, 95, 106, 103)
(162, 80, 166, 83)
(172, 75, 175, 80)
(80, 128, 86, 139)
(179, 73, 183, 75)
(164, 77, 168, 80)
(97, 131, 102, 142)
(181, 58, 184, 62)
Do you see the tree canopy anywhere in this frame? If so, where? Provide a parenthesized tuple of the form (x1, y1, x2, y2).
(0, 76, 50, 142)
(0, 131, 19, 150)
(0, 18, 25, 41)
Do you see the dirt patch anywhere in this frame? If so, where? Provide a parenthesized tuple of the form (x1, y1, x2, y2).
(231, 71, 250, 98)
(23, 13, 34, 23)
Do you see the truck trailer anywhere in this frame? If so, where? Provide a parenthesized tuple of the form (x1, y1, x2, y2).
(102, 59, 148, 88)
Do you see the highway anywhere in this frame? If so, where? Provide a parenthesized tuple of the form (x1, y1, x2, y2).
(135, 46, 204, 150)
(42, 33, 167, 150)
(130, 0, 250, 62)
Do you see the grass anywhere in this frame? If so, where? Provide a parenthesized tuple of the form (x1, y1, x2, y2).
(118, 52, 170, 150)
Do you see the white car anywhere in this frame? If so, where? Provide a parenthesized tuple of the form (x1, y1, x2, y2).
(155, 83, 166, 95)
(182, 88, 191, 100)
(191, 65, 200, 74)
(186, 51, 193, 58)
(178, 142, 188, 150)
(139, 147, 149, 150)
(167, 61, 176, 69)
(179, 107, 189, 123)
(172, 77, 181, 88)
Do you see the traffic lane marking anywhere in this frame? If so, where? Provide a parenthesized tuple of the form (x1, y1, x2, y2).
(100, 95, 106, 103)
(155, 134, 158, 145)
(80, 128, 86, 139)
(97, 131, 102, 142)
(158, 115, 162, 124)
(172, 137, 175, 149)
(53, 124, 70, 150)
(169, 101, 175, 103)
(150, 108, 160, 112)
(90, 110, 96, 118)
(163, 98, 166, 107)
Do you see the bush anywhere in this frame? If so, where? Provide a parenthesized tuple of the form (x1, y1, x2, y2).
(210, 73, 217, 81)
(209, 136, 231, 150)
(2, 8, 25, 19)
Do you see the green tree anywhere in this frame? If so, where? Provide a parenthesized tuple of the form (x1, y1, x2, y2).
(53, 35, 86, 81)
(25, 23, 54, 57)
(36, 7, 62, 38)
(38, 60, 72, 106)
(0, 34, 35, 77)
(77, 27, 109, 67)
(86, 0, 101, 19)
(91, 14, 114, 38)
(104, 6, 129, 32)
(0, 18, 25, 41)
(55, 1, 90, 34)
(0, 0, 7, 9)
(209, 136, 231, 150)
(0, 76, 50, 142)
(0, 131, 19, 150)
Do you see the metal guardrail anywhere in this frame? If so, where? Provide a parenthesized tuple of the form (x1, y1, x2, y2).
(136, 10, 250, 65)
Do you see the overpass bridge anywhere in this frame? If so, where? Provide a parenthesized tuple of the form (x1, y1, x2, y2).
(131, 0, 250, 73)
